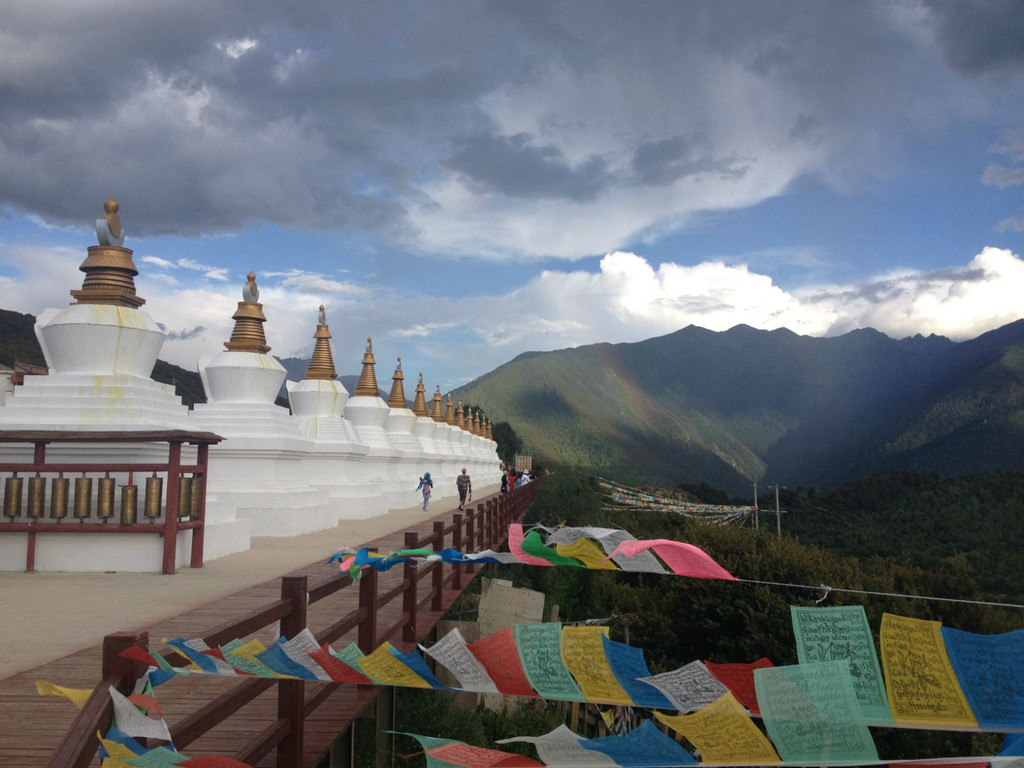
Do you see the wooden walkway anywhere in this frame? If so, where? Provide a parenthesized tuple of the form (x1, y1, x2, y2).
(0, 487, 533, 768)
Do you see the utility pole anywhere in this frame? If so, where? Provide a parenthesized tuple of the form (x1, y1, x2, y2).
(752, 481, 758, 530)
(773, 484, 782, 539)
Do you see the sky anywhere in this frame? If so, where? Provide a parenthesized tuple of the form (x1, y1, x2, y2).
(1, 1, 1023, 392)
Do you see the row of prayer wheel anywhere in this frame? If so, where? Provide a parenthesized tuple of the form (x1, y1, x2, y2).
(2, 472, 203, 524)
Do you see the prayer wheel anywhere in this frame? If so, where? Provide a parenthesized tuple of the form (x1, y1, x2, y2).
(3, 474, 22, 519)
(177, 476, 193, 519)
(189, 475, 203, 521)
(144, 473, 163, 520)
(120, 482, 138, 525)
(27, 473, 46, 519)
(97, 472, 115, 520)
(50, 473, 69, 520)
(73, 473, 92, 519)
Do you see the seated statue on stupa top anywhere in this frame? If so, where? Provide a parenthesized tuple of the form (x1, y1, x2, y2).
(242, 271, 259, 303)
(95, 196, 125, 248)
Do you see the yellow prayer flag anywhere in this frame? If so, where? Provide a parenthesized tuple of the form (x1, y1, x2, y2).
(600, 709, 616, 730)
(556, 539, 620, 570)
(225, 638, 292, 678)
(879, 613, 977, 727)
(357, 642, 432, 688)
(657, 693, 780, 765)
(560, 626, 632, 705)
(97, 736, 139, 760)
(35, 680, 94, 709)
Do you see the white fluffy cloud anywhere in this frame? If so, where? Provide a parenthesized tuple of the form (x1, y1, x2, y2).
(5, 239, 1023, 387)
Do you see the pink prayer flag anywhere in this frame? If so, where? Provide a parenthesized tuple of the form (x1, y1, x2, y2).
(467, 628, 536, 697)
(605, 539, 736, 580)
(428, 742, 544, 768)
(508, 524, 554, 567)
(704, 657, 774, 716)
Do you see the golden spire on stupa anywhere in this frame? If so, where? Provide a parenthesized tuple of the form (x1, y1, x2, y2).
(485, 418, 493, 440)
(445, 394, 456, 425)
(387, 357, 407, 408)
(71, 197, 145, 308)
(412, 373, 429, 417)
(354, 337, 378, 397)
(304, 305, 337, 379)
(224, 271, 271, 353)
(455, 400, 465, 429)
(430, 385, 444, 422)
(471, 410, 480, 435)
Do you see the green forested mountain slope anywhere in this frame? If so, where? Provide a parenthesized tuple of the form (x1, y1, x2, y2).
(455, 322, 1024, 493)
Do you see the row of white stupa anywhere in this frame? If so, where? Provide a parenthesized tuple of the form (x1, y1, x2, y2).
(0, 199, 500, 572)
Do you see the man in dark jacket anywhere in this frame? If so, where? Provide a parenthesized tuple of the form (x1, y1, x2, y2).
(456, 468, 472, 510)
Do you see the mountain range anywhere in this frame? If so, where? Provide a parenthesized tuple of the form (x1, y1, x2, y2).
(452, 321, 1024, 495)
(7, 305, 1024, 495)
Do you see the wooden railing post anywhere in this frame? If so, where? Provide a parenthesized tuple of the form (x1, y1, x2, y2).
(402, 531, 418, 644)
(190, 442, 209, 569)
(162, 441, 182, 575)
(432, 521, 444, 611)
(358, 567, 378, 653)
(475, 502, 486, 549)
(451, 513, 463, 589)
(45, 630, 148, 768)
(278, 575, 308, 768)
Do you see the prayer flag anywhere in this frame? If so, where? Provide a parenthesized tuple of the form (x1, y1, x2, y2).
(603, 539, 735, 581)
(561, 626, 632, 705)
(468, 627, 536, 697)
(790, 604, 891, 722)
(601, 636, 674, 709)
(940, 626, 1024, 730)
(704, 657, 774, 716)
(508, 524, 555, 566)
(35, 680, 94, 709)
(754, 661, 877, 763)
(879, 613, 977, 727)
(520, 529, 586, 567)
(579, 720, 696, 766)
(656, 693, 780, 765)
(515, 622, 585, 702)
(640, 661, 729, 713)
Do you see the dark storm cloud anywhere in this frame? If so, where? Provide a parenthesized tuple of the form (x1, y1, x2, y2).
(631, 135, 747, 186)
(924, 0, 1024, 75)
(0, 1, 1021, 255)
(444, 132, 610, 201)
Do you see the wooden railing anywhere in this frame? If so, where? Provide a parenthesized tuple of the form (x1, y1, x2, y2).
(0, 430, 222, 574)
(46, 480, 541, 768)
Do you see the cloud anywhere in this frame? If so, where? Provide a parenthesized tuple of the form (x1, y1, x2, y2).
(4, 237, 1023, 387)
(0, 3, 1019, 261)
(924, 0, 1024, 76)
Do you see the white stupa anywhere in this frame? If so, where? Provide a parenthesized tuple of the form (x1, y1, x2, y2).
(0, 197, 190, 429)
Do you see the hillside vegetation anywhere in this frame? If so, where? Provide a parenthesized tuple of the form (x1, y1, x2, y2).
(454, 322, 1024, 494)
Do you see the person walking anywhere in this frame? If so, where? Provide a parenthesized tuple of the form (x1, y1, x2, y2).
(416, 472, 434, 510)
(456, 468, 472, 510)
(500, 470, 509, 494)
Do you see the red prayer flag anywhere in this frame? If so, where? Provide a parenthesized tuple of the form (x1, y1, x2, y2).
(308, 644, 373, 684)
(704, 657, 774, 716)
(467, 628, 536, 697)
(428, 742, 544, 768)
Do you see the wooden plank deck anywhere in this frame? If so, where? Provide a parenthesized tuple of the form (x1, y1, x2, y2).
(0, 491, 515, 768)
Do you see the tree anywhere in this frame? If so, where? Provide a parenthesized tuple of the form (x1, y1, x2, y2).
(491, 421, 523, 464)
